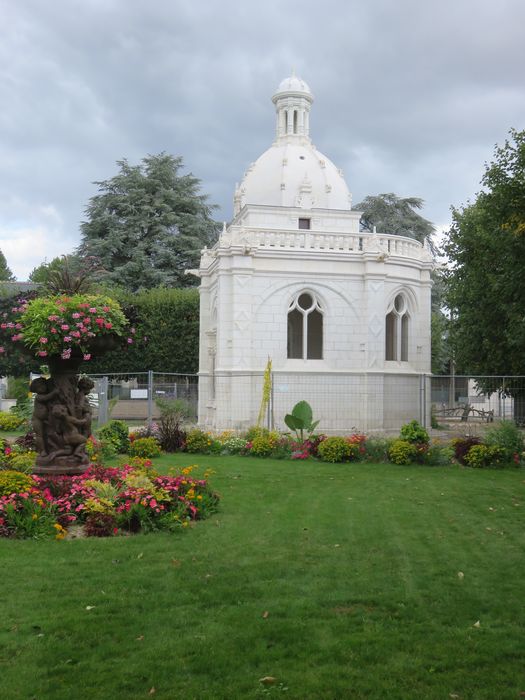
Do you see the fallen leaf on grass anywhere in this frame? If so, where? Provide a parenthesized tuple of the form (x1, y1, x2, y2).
(262, 611, 269, 619)
(171, 559, 181, 567)
(136, 635, 144, 641)
(259, 677, 277, 685)
(149, 687, 156, 695)
(137, 552, 144, 559)
(472, 620, 480, 628)
(449, 694, 461, 699)
(457, 571, 464, 580)
(85, 606, 96, 611)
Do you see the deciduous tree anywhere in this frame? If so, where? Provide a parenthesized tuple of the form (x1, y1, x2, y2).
(444, 129, 525, 416)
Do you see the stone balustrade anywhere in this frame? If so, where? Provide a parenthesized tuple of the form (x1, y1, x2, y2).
(203, 227, 429, 264)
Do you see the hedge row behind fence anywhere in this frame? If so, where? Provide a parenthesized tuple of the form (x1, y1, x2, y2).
(0, 287, 200, 377)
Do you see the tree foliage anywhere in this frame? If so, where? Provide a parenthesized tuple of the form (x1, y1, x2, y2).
(0, 250, 15, 282)
(78, 153, 220, 292)
(444, 128, 525, 376)
(355, 192, 435, 245)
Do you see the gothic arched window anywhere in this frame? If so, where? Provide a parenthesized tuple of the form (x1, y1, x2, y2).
(385, 293, 409, 361)
(287, 292, 323, 359)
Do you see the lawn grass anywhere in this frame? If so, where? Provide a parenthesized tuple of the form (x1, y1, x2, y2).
(1, 455, 524, 699)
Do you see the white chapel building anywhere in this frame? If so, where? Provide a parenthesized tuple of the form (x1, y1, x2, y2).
(194, 74, 433, 433)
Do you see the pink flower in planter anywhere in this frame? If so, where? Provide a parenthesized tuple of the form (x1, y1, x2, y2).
(39, 337, 48, 343)
(0, 347, 4, 353)
(89, 308, 97, 314)
(60, 324, 69, 331)
(38, 350, 48, 357)
(63, 336, 72, 343)
(50, 327, 57, 334)
(83, 353, 91, 361)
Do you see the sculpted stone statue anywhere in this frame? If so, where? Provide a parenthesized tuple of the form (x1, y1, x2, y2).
(31, 366, 95, 475)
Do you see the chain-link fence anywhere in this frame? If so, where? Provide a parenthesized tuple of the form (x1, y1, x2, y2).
(88, 372, 198, 426)
(87, 371, 525, 430)
(431, 375, 525, 424)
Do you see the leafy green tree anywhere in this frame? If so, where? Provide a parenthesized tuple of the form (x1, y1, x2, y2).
(0, 249, 15, 281)
(444, 129, 525, 416)
(355, 192, 435, 245)
(78, 153, 220, 291)
(445, 128, 525, 374)
(29, 256, 71, 286)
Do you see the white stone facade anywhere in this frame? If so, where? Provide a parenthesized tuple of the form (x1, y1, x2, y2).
(194, 74, 433, 433)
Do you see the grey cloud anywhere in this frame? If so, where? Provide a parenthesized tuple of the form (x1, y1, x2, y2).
(1, 0, 524, 277)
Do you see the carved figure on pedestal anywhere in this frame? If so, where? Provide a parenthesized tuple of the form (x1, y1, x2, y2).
(50, 404, 87, 457)
(29, 377, 60, 457)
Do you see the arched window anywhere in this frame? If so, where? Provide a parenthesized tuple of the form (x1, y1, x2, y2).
(287, 292, 323, 359)
(385, 293, 409, 361)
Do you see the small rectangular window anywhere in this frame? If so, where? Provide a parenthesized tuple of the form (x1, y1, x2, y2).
(298, 218, 310, 230)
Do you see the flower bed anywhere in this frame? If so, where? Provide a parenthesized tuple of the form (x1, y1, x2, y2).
(0, 462, 219, 539)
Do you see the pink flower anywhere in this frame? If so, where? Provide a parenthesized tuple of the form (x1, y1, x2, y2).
(103, 306, 111, 312)
(95, 317, 104, 326)
(89, 307, 97, 313)
(127, 338, 133, 344)
(0, 347, 4, 353)
(50, 327, 57, 334)
(64, 336, 72, 343)
(71, 312, 81, 319)
(61, 349, 71, 359)
(39, 337, 48, 343)
(38, 350, 48, 357)
(47, 315, 59, 321)
(60, 324, 69, 331)
(83, 353, 91, 361)
(104, 322, 112, 329)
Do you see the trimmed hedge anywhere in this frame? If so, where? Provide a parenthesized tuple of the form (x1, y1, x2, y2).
(85, 287, 200, 374)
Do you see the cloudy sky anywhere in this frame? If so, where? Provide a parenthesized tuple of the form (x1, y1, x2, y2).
(1, 0, 524, 279)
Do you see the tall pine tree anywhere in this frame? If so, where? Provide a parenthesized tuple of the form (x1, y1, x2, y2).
(78, 153, 220, 291)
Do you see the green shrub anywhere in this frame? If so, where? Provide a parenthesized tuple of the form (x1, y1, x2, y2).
(363, 437, 391, 463)
(128, 437, 162, 459)
(5, 451, 37, 473)
(128, 437, 161, 459)
(249, 433, 279, 457)
(423, 442, 454, 466)
(0, 470, 36, 497)
(221, 436, 248, 455)
(388, 439, 418, 465)
(452, 436, 482, 465)
(318, 437, 358, 463)
(98, 420, 130, 453)
(244, 426, 270, 442)
(0, 412, 25, 431)
(485, 420, 524, 463)
(400, 420, 429, 445)
(464, 444, 505, 468)
(185, 429, 214, 454)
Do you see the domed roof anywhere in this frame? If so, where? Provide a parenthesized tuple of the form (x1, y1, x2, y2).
(235, 74, 351, 212)
(273, 73, 312, 100)
(238, 141, 351, 211)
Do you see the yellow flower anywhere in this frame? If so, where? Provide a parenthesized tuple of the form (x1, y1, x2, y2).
(197, 495, 203, 501)
(32, 514, 38, 520)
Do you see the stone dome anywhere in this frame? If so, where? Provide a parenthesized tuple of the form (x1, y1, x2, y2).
(273, 74, 312, 99)
(237, 142, 352, 210)
(234, 74, 352, 212)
